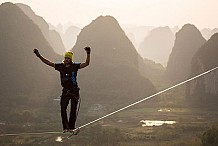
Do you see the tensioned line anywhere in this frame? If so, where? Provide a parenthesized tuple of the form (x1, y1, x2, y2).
(74, 67, 218, 131)
(0, 131, 62, 137)
(0, 66, 217, 138)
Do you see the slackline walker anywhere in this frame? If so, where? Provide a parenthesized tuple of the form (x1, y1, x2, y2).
(0, 66, 217, 138)
(33, 47, 91, 134)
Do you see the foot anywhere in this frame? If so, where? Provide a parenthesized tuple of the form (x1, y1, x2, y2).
(69, 128, 80, 135)
(63, 129, 69, 133)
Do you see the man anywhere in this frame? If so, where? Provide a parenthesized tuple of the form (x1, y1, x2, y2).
(33, 47, 91, 133)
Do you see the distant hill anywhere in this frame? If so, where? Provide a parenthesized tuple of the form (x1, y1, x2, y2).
(165, 24, 206, 84)
(16, 3, 66, 55)
(71, 15, 156, 107)
(48, 23, 64, 37)
(210, 28, 218, 38)
(201, 28, 218, 40)
(0, 2, 61, 98)
(187, 33, 218, 97)
(125, 32, 137, 49)
(63, 25, 81, 50)
(138, 26, 175, 66)
(201, 28, 212, 40)
(123, 25, 155, 49)
(172, 26, 180, 34)
(0, 3, 156, 112)
(141, 58, 165, 83)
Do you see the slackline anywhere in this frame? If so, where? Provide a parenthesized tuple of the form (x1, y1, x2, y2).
(0, 66, 217, 137)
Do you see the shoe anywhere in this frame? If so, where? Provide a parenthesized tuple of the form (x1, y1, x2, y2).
(69, 128, 80, 135)
(63, 129, 69, 133)
(69, 129, 75, 133)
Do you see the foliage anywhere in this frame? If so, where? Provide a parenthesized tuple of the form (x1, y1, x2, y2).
(85, 124, 123, 146)
(202, 124, 218, 146)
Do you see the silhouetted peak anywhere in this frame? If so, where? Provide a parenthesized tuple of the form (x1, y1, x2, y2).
(16, 3, 32, 12)
(65, 25, 80, 33)
(76, 15, 131, 53)
(172, 26, 180, 33)
(181, 23, 198, 30)
(0, 1, 61, 96)
(74, 15, 139, 68)
(1, 2, 14, 6)
(16, 3, 43, 20)
(70, 15, 156, 107)
(82, 15, 123, 34)
(192, 32, 218, 70)
(208, 33, 218, 41)
(147, 26, 173, 38)
(176, 23, 202, 38)
(151, 26, 171, 32)
(16, 3, 49, 30)
(188, 32, 218, 97)
(165, 24, 206, 84)
(15, 3, 65, 54)
(211, 28, 218, 33)
(138, 26, 175, 66)
(0, 2, 20, 13)
(0, 2, 37, 33)
(92, 15, 119, 26)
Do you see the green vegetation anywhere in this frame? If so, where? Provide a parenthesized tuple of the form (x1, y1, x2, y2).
(1, 90, 218, 146)
(0, 71, 217, 146)
(0, 3, 218, 145)
(202, 124, 218, 146)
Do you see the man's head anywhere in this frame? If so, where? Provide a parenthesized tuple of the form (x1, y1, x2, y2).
(64, 51, 73, 64)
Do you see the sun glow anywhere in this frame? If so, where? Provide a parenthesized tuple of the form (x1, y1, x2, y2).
(1, 0, 217, 28)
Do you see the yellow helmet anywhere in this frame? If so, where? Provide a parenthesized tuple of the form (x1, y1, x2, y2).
(64, 51, 73, 60)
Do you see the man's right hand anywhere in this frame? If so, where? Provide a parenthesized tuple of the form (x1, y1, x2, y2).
(34, 48, 41, 57)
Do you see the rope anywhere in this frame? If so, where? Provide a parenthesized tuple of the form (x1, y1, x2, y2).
(0, 131, 62, 137)
(73, 67, 218, 130)
(0, 66, 217, 137)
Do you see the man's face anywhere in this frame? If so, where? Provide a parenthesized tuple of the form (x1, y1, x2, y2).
(64, 57, 71, 64)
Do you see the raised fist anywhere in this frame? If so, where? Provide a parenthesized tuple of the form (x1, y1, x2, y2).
(84, 46, 91, 54)
(33, 48, 41, 57)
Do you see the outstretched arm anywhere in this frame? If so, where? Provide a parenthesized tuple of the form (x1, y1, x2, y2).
(33, 49, 55, 68)
(80, 47, 91, 69)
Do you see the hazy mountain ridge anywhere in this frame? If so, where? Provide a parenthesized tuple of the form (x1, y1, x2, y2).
(0, 2, 61, 97)
(63, 25, 81, 50)
(165, 24, 206, 84)
(72, 15, 156, 106)
(16, 3, 66, 55)
(49, 23, 81, 51)
(0, 3, 156, 111)
(123, 25, 155, 49)
(187, 33, 218, 96)
(1, 2, 216, 103)
(138, 26, 175, 66)
(201, 28, 218, 40)
(1, 2, 218, 146)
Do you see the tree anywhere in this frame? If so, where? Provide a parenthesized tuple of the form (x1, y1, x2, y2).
(202, 125, 218, 146)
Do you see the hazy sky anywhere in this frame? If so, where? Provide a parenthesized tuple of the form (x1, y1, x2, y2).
(1, 0, 218, 29)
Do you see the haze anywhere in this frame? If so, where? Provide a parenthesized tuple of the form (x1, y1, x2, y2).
(1, 0, 218, 28)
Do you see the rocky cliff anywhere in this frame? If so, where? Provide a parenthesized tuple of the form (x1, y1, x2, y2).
(138, 26, 175, 66)
(16, 3, 66, 55)
(165, 24, 206, 84)
(187, 33, 218, 97)
(0, 2, 61, 97)
(71, 15, 156, 107)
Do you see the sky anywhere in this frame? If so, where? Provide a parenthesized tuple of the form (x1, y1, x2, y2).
(0, 0, 218, 29)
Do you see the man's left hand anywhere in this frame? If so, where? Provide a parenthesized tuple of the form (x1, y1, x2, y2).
(84, 46, 91, 54)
